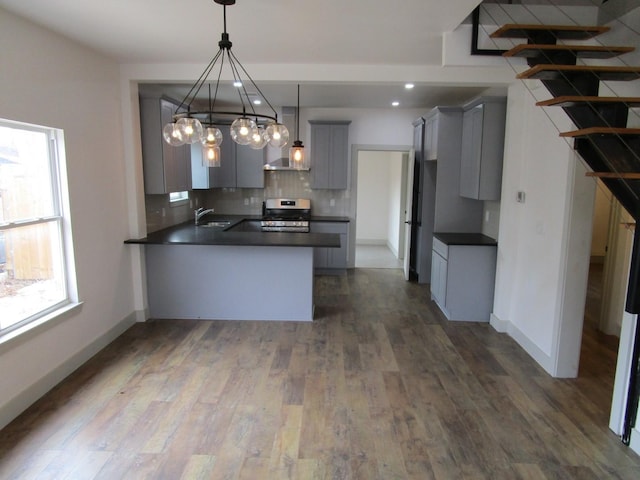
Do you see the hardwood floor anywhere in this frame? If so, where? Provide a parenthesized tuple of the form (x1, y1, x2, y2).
(1, 269, 639, 479)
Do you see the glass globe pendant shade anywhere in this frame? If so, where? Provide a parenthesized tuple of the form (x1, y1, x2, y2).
(230, 117, 256, 146)
(265, 123, 289, 148)
(202, 144, 221, 167)
(248, 127, 268, 150)
(176, 117, 204, 144)
(202, 127, 223, 146)
(162, 123, 186, 146)
(289, 140, 305, 168)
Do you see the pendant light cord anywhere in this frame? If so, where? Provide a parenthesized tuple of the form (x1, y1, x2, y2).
(296, 84, 300, 139)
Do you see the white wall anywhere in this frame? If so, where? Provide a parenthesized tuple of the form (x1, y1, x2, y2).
(591, 181, 612, 259)
(0, 9, 135, 428)
(491, 80, 595, 377)
(387, 153, 404, 257)
(355, 151, 404, 254)
(357, 152, 392, 243)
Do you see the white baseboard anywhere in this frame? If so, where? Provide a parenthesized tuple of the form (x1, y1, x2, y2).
(0, 312, 137, 430)
(135, 308, 148, 322)
(489, 312, 555, 376)
(490, 313, 509, 333)
(387, 240, 399, 258)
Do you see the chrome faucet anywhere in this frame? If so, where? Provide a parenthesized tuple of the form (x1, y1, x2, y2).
(195, 207, 214, 225)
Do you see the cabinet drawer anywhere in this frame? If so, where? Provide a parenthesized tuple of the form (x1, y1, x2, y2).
(432, 237, 448, 260)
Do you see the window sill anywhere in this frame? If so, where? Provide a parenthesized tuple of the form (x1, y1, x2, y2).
(0, 301, 84, 353)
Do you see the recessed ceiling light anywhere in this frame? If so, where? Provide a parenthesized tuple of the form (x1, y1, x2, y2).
(392, 101, 400, 107)
(253, 99, 262, 105)
(405, 83, 415, 89)
(233, 80, 243, 87)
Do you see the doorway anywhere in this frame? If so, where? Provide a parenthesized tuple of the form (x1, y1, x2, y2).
(580, 179, 640, 450)
(354, 149, 409, 269)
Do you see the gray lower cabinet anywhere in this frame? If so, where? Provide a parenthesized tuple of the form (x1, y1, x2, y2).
(310, 121, 351, 190)
(459, 97, 507, 201)
(431, 237, 497, 322)
(191, 127, 264, 189)
(310, 221, 349, 272)
(140, 96, 191, 194)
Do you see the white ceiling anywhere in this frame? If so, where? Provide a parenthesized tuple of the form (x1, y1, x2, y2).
(0, 0, 503, 109)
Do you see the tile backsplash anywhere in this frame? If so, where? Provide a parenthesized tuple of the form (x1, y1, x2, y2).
(145, 190, 208, 233)
(204, 171, 351, 217)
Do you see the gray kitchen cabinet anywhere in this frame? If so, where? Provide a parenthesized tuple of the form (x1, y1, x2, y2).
(140, 96, 191, 194)
(431, 235, 497, 322)
(459, 96, 507, 201)
(235, 143, 265, 188)
(411, 107, 484, 284)
(431, 244, 447, 306)
(424, 113, 439, 161)
(310, 121, 351, 189)
(191, 127, 264, 189)
(310, 221, 349, 273)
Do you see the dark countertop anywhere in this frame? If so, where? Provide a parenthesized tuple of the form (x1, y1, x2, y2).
(433, 232, 497, 246)
(310, 216, 350, 222)
(125, 215, 341, 248)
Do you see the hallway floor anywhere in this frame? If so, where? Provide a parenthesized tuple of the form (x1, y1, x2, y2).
(355, 244, 403, 269)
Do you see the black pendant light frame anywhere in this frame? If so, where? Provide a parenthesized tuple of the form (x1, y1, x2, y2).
(172, 0, 280, 128)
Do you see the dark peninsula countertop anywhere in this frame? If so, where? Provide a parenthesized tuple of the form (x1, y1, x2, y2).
(125, 215, 341, 248)
(310, 216, 350, 222)
(433, 232, 497, 246)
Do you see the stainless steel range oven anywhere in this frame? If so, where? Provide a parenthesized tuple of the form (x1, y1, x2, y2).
(261, 198, 310, 232)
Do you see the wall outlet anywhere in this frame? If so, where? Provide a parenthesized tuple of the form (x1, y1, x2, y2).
(244, 198, 249, 206)
(517, 191, 526, 203)
(485, 211, 490, 222)
(330, 198, 335, 207)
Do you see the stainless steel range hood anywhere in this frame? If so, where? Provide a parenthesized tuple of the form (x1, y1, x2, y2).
(263, 157, 310, 171)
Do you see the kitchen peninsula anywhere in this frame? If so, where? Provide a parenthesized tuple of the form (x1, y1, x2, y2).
(126, 216, 341, 321)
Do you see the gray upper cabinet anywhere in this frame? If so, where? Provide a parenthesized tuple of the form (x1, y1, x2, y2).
(427, 107, 483, 234)
(310, 120, 351, 189)
(191, 127, 264, 189)
(424, 113, 439, 161)
(459, 97, 507, 201)
(140, 96, 192, 194)
(235, 143, 265, 188)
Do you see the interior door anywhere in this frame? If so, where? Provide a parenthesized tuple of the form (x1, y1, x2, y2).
(403, 148, 416, 280)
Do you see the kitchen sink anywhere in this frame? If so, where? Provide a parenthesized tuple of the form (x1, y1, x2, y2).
(198, 220, 232, 228)
(225, 220, 263, 232)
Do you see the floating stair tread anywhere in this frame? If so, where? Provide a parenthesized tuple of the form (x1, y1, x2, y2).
(504, 44, 634, 59)
(517, 64, 640, 81)
(559, 127, 640, 138)
(537, 96, 640, 107)
(586, 172, 640, 179)
(491, 24, 609, 40)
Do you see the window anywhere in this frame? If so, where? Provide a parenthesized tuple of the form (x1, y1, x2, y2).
(0, 119, 75, 337)
(169, 191, 189, 203)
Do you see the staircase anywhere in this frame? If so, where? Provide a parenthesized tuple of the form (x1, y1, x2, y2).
(490, 21, 640, 445)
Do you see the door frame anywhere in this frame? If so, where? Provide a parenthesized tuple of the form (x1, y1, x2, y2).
(349, 144, 412, 270)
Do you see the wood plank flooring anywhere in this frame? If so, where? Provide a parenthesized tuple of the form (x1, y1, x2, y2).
(1, 268, 639, 479)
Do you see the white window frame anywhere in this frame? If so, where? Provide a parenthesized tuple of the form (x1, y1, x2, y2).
(0, 119, 79, 343)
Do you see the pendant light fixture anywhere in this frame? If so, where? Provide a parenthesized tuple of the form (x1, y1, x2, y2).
(289, 84, 308, 170)
(162, 0, 289, 154)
